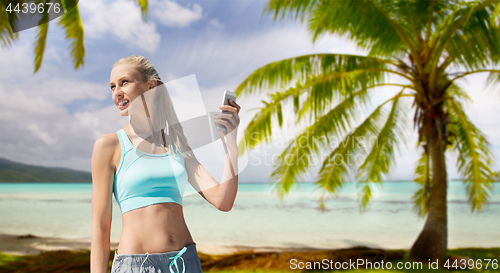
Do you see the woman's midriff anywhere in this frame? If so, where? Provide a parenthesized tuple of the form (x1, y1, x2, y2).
(116, 202, 194, 255)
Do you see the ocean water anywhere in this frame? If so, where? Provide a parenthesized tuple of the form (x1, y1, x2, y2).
(0, 181, 498, 250)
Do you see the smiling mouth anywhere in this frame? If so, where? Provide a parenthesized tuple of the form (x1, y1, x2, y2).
(118, 99, 129, 109)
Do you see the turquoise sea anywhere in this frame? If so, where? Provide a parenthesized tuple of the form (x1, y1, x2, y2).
(0, 181, 499, 250)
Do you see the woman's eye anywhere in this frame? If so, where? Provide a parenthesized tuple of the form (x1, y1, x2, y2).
(110, 80, 127, 90)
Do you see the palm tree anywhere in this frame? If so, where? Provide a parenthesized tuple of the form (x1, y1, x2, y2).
(235, 0, 500, 263)
(0, 0, 148, 72)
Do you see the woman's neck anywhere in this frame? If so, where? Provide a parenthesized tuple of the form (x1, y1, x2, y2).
(126, 122, 168, 154)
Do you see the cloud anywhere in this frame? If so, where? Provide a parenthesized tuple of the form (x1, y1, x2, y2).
(0, 41, 120, 169)
(0, 42, 33, 79)
(150, 0, 203, 27)
(208, 18, 224, 30)
(168, 25, 369, 88)
(0, 43, 108, 121)
(0, 75, 109, 123)
(79, 0, 161, 52)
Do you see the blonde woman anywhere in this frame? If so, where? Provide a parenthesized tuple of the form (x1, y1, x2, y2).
(90, 55, 240, 273)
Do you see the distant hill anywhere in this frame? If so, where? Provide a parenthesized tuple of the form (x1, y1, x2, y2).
(0, 157, 91, 183)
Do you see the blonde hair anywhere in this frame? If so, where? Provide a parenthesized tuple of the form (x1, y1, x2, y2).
(113, 55, 193, 158)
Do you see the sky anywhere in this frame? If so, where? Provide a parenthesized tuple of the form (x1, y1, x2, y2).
(0, 0, 499, 184)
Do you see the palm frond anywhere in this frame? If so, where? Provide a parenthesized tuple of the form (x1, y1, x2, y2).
(136, 0, 148, 21)
(314, 96, 394, 206)
(490, 0, 500, 25)
(34, 11, 49, 72)
(446, 81, 472, 103)
(236, 83, 304, 156)
(447, 96, 496, 212)
(448, 9, 500, 70)
(429, 1, 475, 60)
(430, 0, 500, 71)
(356, 92, 410, 209)
(294, 68, 384, 122)
(486, 69, 500, 90)
(400, 0, 439, 36)
(57, 0, 84, 71)
(358, 184, 372, 210)
(269, 88, 371, 199)
(412, 147, 432, 218)
(263, 0, 317, 23)
(234, 54, 389, 97)
(236, 54, 392, 155)
(307, 0, 416, 58)
(0, 0, 19, 47)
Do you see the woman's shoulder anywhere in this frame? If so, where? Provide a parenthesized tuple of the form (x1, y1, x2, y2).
(91, 132, 122, 173)
(92, 132, 121, 158)
(94, 132, 120, 147)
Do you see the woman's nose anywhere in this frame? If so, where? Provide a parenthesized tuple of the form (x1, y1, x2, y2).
(114, 88, 124, 98)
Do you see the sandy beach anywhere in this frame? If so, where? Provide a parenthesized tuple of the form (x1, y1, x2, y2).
(2, 232, 499, 273)
(0, 233, 331, 256)
(0, 232, 415, 272)
(0, 233, 115, 256)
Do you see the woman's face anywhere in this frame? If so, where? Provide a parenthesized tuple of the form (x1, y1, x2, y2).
(109, 64, 153, 116)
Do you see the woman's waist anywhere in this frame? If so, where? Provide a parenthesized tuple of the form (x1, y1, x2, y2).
(118, 204, 193, 254)
(117, 230, 194, 255)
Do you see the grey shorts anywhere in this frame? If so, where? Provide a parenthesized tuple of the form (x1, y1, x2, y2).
(110, 242, 203, 273)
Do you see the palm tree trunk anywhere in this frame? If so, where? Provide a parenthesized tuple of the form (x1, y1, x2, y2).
(410, 114, 448, 263)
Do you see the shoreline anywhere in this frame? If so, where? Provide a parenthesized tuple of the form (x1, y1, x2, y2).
(0, 233, 343, 256)
(2, 232, 500, 257)
(0, 233, 113, 256)
(2, 232, 500, 258)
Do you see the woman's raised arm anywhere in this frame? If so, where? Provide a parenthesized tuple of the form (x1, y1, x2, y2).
(183, 99, 241, 211)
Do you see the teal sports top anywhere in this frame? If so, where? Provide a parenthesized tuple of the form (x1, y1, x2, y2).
(113, 129, 188, 214)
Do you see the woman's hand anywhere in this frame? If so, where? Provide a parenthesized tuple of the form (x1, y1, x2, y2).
(213, 99, 241, 146)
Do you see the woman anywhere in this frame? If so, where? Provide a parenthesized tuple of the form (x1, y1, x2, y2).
(90, 55, 240, 273)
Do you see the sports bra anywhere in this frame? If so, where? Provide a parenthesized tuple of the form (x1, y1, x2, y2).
(113, 129, 188, 215)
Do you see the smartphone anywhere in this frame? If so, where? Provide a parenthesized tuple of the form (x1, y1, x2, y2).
(217, 90, 237, 133)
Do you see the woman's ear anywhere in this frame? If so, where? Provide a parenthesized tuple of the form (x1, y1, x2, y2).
(148, 78, 158, 90)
